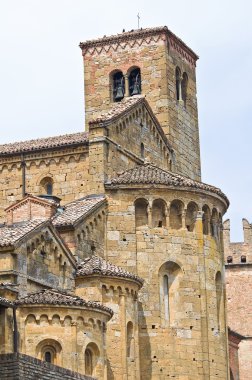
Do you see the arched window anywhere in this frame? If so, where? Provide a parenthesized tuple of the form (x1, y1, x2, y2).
(202, 205, 210, 235)
(112, 71, 125, 102)
(40, 177, 53, 195)
(85, 348, 93, 375)
(215, 271, 222, 330)
(159, 261, 182, 326)
(185, 202, 198, 232)
(141, 143, 144, 159)
(181, 72, 188, 106)
(175, 67, 181, 101)
(36, 339, 62, 366)
(128, 67, 141, 96)
(170, 200, 183, 229)
(163, 275, 169, 321)
(126, 321, 134, 359)
(135, 198, 148, 227)
(84, 343, 100, 376)
(152, 199, 166, 228)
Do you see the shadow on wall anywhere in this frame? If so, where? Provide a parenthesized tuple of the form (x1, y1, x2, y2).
(138, 302, 152, 380)
(107, 360, 114, 380)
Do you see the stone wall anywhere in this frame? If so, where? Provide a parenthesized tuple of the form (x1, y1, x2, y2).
(0, 353, 94, 379)
(0, 146, 89, 224)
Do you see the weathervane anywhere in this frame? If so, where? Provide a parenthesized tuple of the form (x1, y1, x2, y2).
(137, 13, 140, 29)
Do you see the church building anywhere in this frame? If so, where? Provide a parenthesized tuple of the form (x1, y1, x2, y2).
(0, 26, 231, 379)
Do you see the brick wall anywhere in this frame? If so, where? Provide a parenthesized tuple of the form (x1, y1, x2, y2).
(0, 353, 94, 380)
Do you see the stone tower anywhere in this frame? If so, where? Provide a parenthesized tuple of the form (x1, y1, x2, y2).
(80, 26, 201, 181)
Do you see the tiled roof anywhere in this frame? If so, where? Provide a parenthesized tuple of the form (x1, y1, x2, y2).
(106, 163, 229, 205)
(14, 289, 113, 316)
(79, 26, 198, 60)
(0, 132, 88, 156)
(53, 195, 106, 228)
(0, 219, 47, 247)
(76, 255, 144, 286)
(0, 296, 13, 308)
(89, 95, 143, 125)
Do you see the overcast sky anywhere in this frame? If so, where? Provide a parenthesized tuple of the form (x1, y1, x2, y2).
(0, 0, 251, 241)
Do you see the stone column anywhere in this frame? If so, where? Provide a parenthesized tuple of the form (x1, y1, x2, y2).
(124, 75, 130, 97)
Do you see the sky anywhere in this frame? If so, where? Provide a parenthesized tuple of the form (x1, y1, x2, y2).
(0, 0, 251, 241)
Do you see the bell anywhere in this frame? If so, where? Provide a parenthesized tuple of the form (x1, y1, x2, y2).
(131, 82, 140, 95)
(115, 86, 124, 100)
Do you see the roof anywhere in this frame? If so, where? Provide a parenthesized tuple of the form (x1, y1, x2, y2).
(105, 163, 229, 205)
(0, 219, 48, 247)
(0, 296, 13, 308)
(0, 132, 88, 156)
(53, 195, 106, 228)
(76, 255, 144, 286)
(89, 95, 143, 125)
(14, 289, 113, 316)
(79, 26, 198, 61)
(89, 96, 173, 152)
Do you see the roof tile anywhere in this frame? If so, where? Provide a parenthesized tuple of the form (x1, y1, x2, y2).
(14, 289, 113, 316)
(106, 163, 229, 205)
(89, 95, 143, 125)
(53, 195, 106, 228)
(0, 219, 47, 247)
(0, 132, 88, 156)
(77, 255, 144, 286)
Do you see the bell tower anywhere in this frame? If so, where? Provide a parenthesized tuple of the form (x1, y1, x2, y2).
(80, 26, 201, 181)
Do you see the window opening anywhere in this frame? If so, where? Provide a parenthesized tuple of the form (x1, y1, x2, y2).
(175, 67, 181, 101)
(113, 71, 125, 102)
(129, 68, 141, 96)
(45, 351, 52, 363)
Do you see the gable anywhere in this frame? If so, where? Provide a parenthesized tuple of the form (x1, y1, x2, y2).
(89, 97, 174, 179)
(4, 223, 76, 294)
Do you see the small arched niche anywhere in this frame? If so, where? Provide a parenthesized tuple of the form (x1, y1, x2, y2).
(185, 202, 198, 232)
(170, 200, 184, 229)
(40, 176, 53, 195)
(85, 342, 100, 376)
(140, 142, 144, 159)
(202, 205, 211, 235)
(159, 261, 182, 326)
(126, 321, 134, 359)
(211, 208, 219, 238)
(128, 67, 141, 96)
(135, 198, 148, 227)
(152, 199, 166, 228)
(111, 70, 125, 102)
